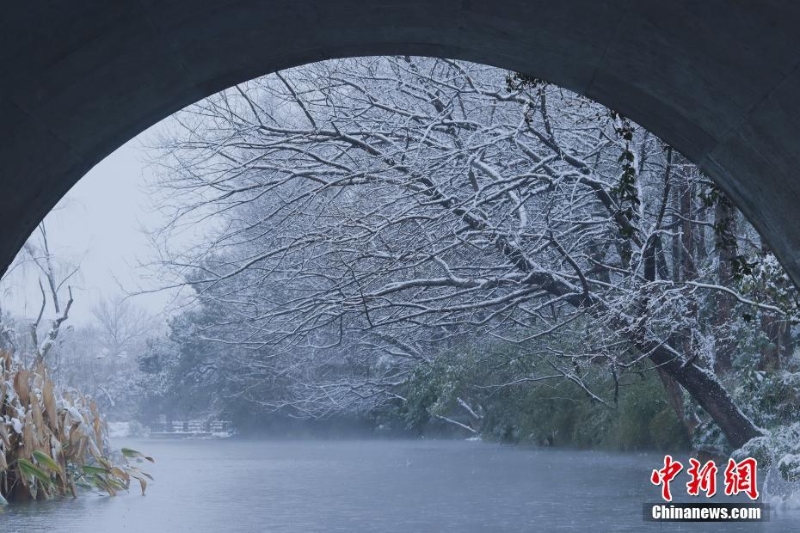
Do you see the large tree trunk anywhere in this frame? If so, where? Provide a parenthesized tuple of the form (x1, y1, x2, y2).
(563, 293, 762, 449)
(713, 192, 738, 373)
(755, 241, 794, 371)
(656, 367, 698, 441)
(679, 173, 698, 280)
(758, 313, 790, 371)
(646, 340, 762, 448)
(600, 305, 763, 449)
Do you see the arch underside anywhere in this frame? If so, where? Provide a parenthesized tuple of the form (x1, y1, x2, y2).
(2, 0, 800, 281)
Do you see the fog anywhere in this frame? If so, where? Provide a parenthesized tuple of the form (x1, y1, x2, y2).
(0, 136, 181, 326)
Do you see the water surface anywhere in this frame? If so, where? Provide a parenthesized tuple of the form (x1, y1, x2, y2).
(2, 439, 798, 532)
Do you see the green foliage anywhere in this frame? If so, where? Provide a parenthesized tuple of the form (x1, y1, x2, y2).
(510, 373, 688, 451)
(737, 253, 800, 317)
(608, 111, 640, 239)
(393, 340, 690, 452)
(617, 379, 688, 451)
(514, 380, 608, 447)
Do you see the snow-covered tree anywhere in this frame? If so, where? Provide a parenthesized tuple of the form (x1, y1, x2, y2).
(147, 57, 799, 450)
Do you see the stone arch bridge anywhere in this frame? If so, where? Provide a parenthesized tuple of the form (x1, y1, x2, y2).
(2, 1, 800, 281)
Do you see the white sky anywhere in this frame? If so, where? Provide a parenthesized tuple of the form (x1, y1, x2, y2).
(1, 134, 175, 326)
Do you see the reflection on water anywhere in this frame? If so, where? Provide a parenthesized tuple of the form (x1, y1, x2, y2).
(2, 439, 799, 532)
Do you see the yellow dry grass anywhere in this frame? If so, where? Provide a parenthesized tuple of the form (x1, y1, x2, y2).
(0, 351, 152, 503)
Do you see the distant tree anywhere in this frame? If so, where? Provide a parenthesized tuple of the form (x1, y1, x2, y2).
(92, 296, 156, 359)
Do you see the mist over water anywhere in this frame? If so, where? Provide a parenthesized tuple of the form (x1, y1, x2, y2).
(2, 439, 798, 532)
